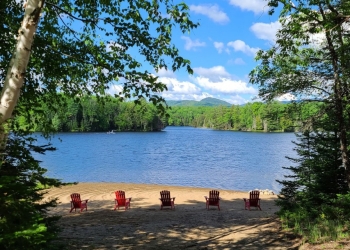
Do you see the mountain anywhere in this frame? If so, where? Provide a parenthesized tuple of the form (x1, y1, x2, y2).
(166, 97, 232, 107)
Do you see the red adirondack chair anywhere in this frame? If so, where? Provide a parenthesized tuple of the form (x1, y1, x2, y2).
(159, 190, 175, 210)
(244, 190, 261, 210)
(70, 193, 89, 213)
(204, 190, 221, 210)
(114, 190, 132, 210)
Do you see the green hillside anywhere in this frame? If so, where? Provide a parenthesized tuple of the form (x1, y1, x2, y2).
(166, 97, 232, 107)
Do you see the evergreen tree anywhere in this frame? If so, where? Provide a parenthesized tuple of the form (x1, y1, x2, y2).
(0, 133, 64, 249)
(277, 107, 349, 218)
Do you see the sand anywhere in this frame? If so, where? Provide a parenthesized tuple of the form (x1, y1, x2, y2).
(45, 183, 302, 249)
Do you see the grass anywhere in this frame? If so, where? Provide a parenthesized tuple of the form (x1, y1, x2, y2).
(281, 214, 350, 244)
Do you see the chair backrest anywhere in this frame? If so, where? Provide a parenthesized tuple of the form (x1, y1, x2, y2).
(249, 190, 260, 206)
(115, 190, 126, 206)
(71, 193, 82, 207)
(208, 190, 220, 204)
(160, 190, 172, 206)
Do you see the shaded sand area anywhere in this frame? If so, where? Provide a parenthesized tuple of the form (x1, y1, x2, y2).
(45, 183, 301, 249)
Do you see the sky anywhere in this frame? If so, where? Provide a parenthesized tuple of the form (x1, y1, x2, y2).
(103, 1, 328, 105)
(16, 0, 286, 105)
(147, 0, 285, 105)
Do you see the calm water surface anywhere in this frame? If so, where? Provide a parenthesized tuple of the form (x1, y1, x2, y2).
(34, 126, 297, 193)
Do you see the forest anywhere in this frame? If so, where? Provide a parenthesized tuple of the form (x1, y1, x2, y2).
(24, 95, 323, 133)
(166, 100, 321, 132)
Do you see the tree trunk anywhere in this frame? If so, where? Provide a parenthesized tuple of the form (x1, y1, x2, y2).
(319, 4, 350, 188)
(0, 0, 44, 150)
(263, 119, 268, 132)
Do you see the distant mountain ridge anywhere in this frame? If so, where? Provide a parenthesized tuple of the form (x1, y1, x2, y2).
(166, 97, 232, 107)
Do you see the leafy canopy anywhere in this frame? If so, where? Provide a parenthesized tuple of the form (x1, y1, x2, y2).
(1, 0, 198, 132)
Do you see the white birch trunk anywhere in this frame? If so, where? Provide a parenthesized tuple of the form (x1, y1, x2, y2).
(0, 0, 44, 148)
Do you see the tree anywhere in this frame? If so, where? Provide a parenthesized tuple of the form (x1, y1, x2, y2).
(276, 106, 349, 241)
(249, 0, 350, 187)
(278, 115, 348, 212)
(0, 0, 198, 247)
(1, 0, 198, 138)
(0, 133, 63, 250)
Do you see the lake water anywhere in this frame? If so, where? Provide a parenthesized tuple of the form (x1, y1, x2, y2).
(34, 126, 297, 193)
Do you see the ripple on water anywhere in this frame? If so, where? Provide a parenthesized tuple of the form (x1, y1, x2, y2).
(34, 127, 296, 193)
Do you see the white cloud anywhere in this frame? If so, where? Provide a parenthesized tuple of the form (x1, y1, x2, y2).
(276, 93, 296, 102)
(106, 84, 123, 96)
(194, 77, 258, 95)
(158, 77, 209, 101)
(162, 92, 212, 102)
(155, 68, 175, 78)
(250, 21, 281, 42)
(158, 77, 202, 94)
(190, 4, 229, 24)
(159, 76, 257, 104)
(151, 65, 259, 105)
(193, 66, 231, 80)
(227, 40, 259, 56)
(213, 42, 225, 53)
(181, 36, 206, 51)
(309, 33, 326, 47)
(228, 0, 267, 14)
(224, 95, 250, 105)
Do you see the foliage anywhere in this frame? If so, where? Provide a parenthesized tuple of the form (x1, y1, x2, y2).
(250, 0, 350, 185)
(0, 133, 64, 250)
(280, 208, 350, 244)
(1, 0, 198, 133)
(276, 106, 349, 243)
(16, 95, 165, 132)
(2, 0, 198, 248)
(166, 101, 321, 132)
(250, 1, 350, 243)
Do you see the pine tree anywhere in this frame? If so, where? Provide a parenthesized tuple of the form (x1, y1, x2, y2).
(0, 134, 64, 250)
(277, 107, 348, 217)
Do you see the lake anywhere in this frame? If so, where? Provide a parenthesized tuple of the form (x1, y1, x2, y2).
(34, 126, 297, 193)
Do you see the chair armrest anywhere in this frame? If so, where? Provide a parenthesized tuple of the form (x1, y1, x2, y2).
(127, 197, 132, 201)
(204, 196, 208, 200)
(243, 198, 247, 202)
(83, 199, 89, 203)
(172, 197, 175, 201)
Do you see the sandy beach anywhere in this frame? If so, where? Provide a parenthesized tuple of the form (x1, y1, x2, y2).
(45, 183, 302, 249)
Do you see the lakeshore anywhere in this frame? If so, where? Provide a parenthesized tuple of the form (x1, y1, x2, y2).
(46, 182, 301, 249)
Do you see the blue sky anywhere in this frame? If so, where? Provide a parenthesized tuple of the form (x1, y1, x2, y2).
(20, 0, 288, 105)
(146, 0, 286, 105)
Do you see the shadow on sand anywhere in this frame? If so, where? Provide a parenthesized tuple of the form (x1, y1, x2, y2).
(52, 197, 301, 250)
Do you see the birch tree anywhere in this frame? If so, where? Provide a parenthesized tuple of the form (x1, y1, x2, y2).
(0, 0, 198, 141)
(0, 0, 198, 248)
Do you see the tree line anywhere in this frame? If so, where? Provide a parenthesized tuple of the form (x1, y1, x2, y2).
(26, 96, 166, 132)
(166, 101, 322, 132)
(21, 95, 323, 133)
